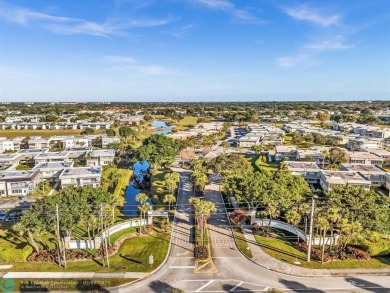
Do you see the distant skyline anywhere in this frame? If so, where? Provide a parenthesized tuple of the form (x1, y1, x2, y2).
(0, 0, 389, 101)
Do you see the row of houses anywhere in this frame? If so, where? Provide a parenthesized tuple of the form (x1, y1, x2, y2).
(0, 121, 113, 130)
(285, 161, 389, 191)
(333, 122, 390, 138)
(273, 145, 390, 166)
(0, 147, 116, 196)
(0, 148, 115, 170)
(0, 134, 120, 153)
(0, 166, 102, 197)
(167, 122, 223, 139)
(238, 124, 285, 147)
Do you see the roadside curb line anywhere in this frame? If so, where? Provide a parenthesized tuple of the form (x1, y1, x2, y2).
(217, 179, 390, 278)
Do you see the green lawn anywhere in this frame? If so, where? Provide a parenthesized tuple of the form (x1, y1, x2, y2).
(0, 129, 83, 139)
(254, 234, 390, 269)
(233, 227, 253, 259)
(151, 169, 170, 207)
(7, 227, 171, 272)
(244, 154, 259, 170)
(254, 156, 280, 172)
(283, 134, 308, 149)
(11, 278, 135, 292)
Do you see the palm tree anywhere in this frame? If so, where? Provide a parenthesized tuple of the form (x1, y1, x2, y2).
(317, 216, 330, 264)
(326, 207, 341, 250)
(191, 171, 208, 192)
(165, 172, 180, 195)
(163, 194, 176, 221)
(136, 193, 148, 232)
(286, 209, 301, 243)
(299, 203, 311, 235)
(138, 202, 153, 233)
(321, 149, 329, 168)
(188, 198, 216, 249)
(221, 141, 230, 154)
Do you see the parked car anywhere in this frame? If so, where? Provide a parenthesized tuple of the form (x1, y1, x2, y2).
(5, 211, 22, 222)
(0, 210, 6, 221)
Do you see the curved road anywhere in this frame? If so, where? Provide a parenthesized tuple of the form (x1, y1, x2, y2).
(120, 170, 390, 293)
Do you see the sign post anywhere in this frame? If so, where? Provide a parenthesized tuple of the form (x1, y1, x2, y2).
(149, 255, 154, 269)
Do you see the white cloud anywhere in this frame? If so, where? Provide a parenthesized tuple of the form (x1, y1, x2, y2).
(276, 54, 318, 68)
(133, 65, 171, 75)
(100, 55, 136, 63)
(0, 66, 39, 78)
(283, 5, 341, 26)
(0, 1, 174, 37)
(306, 35, 353, 51)
(194, 0, 264, 24)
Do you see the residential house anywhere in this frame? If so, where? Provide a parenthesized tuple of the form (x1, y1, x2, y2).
(0, 153, 21, 170)
(340, 163, 387, 187)
(285, 161, 321, 184)
(101, 136, 121, 148)
(347, 151, 384, 166)
(59, 167, 102, 189)
(362, 148, 390, 166)
(0, 138, 14, 152)
(34, 151, 70, 164)
(28, 137, 50, 149)
(0, 170, 42, 197)
(274, 146, 298, 162)
(319, 170, 371, 191)
(33, 161, 74, 183)
(86, 149, 115, 167)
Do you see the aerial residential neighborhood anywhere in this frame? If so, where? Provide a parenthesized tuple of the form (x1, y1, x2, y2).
(1, 0, 390, 292)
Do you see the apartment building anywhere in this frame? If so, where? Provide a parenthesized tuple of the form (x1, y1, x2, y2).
(59, 167, 102, 189)
(274, 146, 298, 162)
(28, 137, 50, 149)
(86, 149, 115, 167)
(0, 170, 42, 197)
(285, 161, 321, 184)
(340, 163, 387, 187)
(362, 148, 390, 166)
(319, 170, 371, 191)
(0, 153, 21, 170)
(0, 138, 14, 152)
(33, 161, 74, 183)
(347, 151, 384, 166)
(34, 151, 70, 164)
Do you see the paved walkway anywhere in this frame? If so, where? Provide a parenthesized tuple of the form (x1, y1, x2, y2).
(240, 224, 390, 277)
(2, 272, 148, 279)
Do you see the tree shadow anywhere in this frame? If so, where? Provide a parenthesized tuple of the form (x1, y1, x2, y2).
(120, 253, 143, 264)
(222, 284, 255, 292)
(345, 277, 390, 293)
(19, 281, 49, 292)
(148, 280, 175, 293)
(279, 279, 326, 293)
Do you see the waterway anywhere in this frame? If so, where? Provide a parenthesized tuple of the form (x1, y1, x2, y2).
(152, 120, 173, 135)
(123, 161, 152, 217)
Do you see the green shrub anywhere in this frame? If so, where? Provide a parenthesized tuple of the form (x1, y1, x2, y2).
(169, 289, 185, 293)
(0, 245, 33, 262)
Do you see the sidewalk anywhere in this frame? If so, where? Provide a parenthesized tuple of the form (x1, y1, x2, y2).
(240, 224, 390, 277)
(2, 272, 149, 279)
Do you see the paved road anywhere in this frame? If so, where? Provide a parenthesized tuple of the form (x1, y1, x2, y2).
(120, 170, 390, 293)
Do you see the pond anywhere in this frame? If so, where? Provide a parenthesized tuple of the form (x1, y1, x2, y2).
(123, 161, 153, 217)
(152, 120, 172, 135)
(151, 120, 169, 128)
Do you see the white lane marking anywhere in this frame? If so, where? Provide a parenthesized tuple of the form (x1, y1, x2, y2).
(229, 281, 243, 292)
(169, 266, 195, 269)
(195, 280, 214, 292)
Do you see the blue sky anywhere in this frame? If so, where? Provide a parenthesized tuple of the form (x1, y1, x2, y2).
(0, 0, 389, 102)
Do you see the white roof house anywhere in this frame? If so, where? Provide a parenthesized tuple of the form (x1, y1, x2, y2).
(86, 149, 115, 167)
(0, 170, 42, 197)
(319, 170, 371, 191)
(33, 161, 74, 182)
(34, 151, 70, 164)
(285, 161, 321, 183)
(347, 151, 384, 166)
(340, 163, 387, 187)
(59, 167, 102, 189)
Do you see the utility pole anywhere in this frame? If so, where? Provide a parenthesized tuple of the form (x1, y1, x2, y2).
(307, 198, 315, 262)
(99, 205, 106, 267)
(62, 238, 67, 269)
(55, 204, 62, 267)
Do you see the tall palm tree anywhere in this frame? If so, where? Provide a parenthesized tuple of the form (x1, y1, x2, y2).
(286, 209, 302, 243)
(317, 216, 330, 264)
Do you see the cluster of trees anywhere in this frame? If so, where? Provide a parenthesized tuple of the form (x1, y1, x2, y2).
(137, 134, 179, 170)
(223, 169, 311, 223)
(291, 132, 342, 147)
(14, 186, 118, 255)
